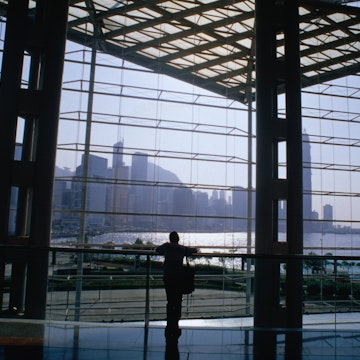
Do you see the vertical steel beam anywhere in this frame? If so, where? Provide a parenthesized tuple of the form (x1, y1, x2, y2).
(25, 0, 69, 319)
(284, 0, 303, 334)
(254, 0, 279, 330)
(254, 0, 303, 356)
(75, 34, 98, 322)
(0, 0, 68, 319)
(0, 1, 27, 238)
(0, 0, 29, 315)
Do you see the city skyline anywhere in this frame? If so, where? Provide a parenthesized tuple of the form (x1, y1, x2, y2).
(54, 42, 360, 233)
(52, 137, 340, 236)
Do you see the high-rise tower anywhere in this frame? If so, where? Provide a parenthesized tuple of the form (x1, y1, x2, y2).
(74, 154, 108, 227)
(110, 141, 129, 229)
(129, 152, 152, 228)
(303, 131, 312, 232)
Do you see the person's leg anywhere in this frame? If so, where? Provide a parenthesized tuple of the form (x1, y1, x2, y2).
(165, 283, 182, 343)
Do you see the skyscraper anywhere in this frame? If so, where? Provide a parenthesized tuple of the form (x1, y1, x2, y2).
(323, 204, 334, 233)
(303, 131, 313, 232)
(109, 141, 129, 229)
(73, 154, 108, 228)
(113, 140, 124, 169)
(129, 152, 152, 228)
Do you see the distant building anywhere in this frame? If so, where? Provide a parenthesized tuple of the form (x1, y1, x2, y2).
(73, 154, 108, 228)
(232, 186, 254, 231)
(108, 141, 129, 229)
(129, 152, 152, 228)
(323, 204, 334, 232)
(303, 132, 313, 232)
(173, 187, 193, 230)
(193, 191, 209, 229)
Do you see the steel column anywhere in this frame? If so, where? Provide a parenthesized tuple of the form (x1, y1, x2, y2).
(0, 0, 29, 315)
(0, 0, 69, 319)
(254, 0, 303, 356)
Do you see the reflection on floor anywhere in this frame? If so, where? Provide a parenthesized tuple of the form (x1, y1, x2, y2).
(0, 313, 359, 359)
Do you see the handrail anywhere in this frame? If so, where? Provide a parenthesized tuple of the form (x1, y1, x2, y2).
(2, 244, 360, 325)
(1, 243, 360, 261)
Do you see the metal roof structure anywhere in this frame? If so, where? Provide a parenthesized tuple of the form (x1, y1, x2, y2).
(2, 0, 360, 104)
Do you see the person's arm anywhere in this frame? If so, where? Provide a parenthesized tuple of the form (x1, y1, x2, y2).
(156, 243, 166, 254)
(186, 246, 197, 256)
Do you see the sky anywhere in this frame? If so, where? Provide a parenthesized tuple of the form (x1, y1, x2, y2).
(57, 42, 252, 190)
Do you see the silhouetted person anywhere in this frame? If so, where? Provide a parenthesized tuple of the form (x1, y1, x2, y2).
(165, 341, 179, 360)
(156, 231, 197, 345)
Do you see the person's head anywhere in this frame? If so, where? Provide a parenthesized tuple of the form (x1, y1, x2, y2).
(169, 231, 179, 243)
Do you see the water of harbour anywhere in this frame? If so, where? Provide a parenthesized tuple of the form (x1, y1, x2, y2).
(51, 231, 360, 276)
(52, 231, 360, 256)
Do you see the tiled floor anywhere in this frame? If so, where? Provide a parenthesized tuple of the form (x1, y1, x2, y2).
(0, 314, 359, 359)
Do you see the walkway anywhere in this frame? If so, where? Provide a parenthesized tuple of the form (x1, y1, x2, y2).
(0, 313, 359, 359)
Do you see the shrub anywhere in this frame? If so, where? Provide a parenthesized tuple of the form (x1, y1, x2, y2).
(305, 279, 320, 296)
(336, 282, 351, 299)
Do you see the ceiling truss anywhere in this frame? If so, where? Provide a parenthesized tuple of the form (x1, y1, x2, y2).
(1, 0, 359, 103)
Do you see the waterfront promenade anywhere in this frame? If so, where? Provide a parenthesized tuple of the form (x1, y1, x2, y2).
(44, 287, 360, 323)
(45, 288, 251, 322)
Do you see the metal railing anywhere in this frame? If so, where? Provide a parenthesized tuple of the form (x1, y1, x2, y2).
(45, 246, 254, 323)
(2, 246, 360, 327)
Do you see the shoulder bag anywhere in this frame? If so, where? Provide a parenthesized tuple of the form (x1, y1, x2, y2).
(181, 258, 195, 295)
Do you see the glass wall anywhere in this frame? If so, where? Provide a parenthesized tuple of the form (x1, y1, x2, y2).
(2, 249, 351, 323)
(53, 42, 255, 251)
(1, 1, 359, 325)
(0, 248, 349, 323)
